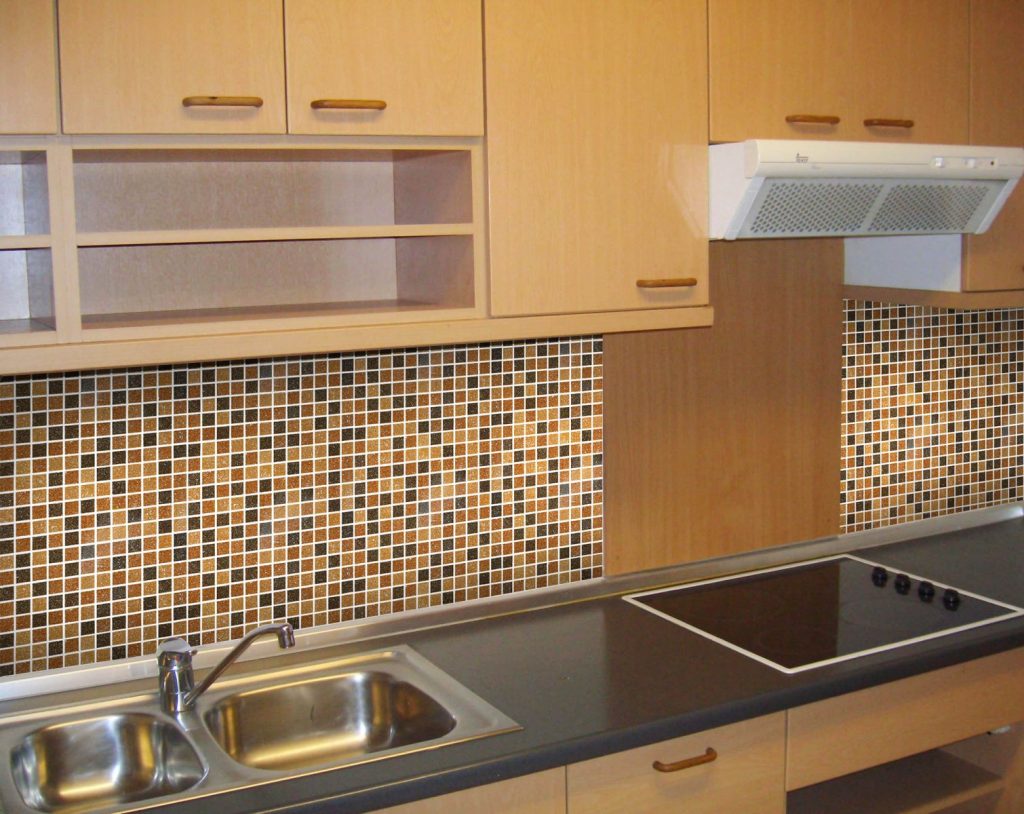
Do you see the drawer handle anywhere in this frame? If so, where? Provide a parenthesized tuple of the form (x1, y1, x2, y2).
(182, 96, 264, 108)
(785, 114, 841, 126)
(311, 99, 388, 111)
(864, 118, 915, 129)
(653, 747, 718, 773)
(636, 278, 698, 289)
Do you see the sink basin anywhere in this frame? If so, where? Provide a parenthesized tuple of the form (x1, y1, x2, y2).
(204, 671, 457, 771)
(201, 645, 519, 774)
(10, 713, 205, 813)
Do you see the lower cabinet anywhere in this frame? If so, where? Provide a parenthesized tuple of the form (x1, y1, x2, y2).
(787, 648, 1024, 813)
(566, 713, 787, 814)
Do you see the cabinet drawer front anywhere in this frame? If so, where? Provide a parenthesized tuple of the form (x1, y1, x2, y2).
(787, 647, 1024, 790)
(286, 0, 483, 136)
(567, 712, 786, 814)
(59, 0, 286, 134)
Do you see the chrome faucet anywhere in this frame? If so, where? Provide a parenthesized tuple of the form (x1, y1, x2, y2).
(157, 623, 296, 714)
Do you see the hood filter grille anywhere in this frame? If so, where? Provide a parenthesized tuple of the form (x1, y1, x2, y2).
(750, 181, 883, 235)
(740, 178, 1004, 238)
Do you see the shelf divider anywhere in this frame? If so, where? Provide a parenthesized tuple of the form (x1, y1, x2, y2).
(76, 223, 474, 247)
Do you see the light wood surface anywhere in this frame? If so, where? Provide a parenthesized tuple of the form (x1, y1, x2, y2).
(787, 750, 1004, 814)
(58, 0, 286, 134)
(603, 239, 842, 575)
(285, 0, 483, 136)
(0, 0, 58, 134)
(710, 0, 852, 142)
(485, 0, 708, 316)
(369, 768, 565, 814)
(943, 725, 1024, 814)
(787, 647, 1024, 790)
(710, 0, 969, 144)
(0, 305, 713, 375)
(851, 0, 969, 144)
(566, 713, 786, 814)
(962, 0, 1024, 292)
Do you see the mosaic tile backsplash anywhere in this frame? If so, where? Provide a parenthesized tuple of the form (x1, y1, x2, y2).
(0, 338, 604, 675)
(841, 302, 1023, 533)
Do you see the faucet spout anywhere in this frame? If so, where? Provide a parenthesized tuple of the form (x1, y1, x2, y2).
(158, 622, 295, 714)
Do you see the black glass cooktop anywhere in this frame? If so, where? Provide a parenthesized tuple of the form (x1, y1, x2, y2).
(626, 555, 1024, 673)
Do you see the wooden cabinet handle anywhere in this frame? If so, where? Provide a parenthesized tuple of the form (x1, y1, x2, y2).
(182, 96, 264, 108)
(864, 118, 914, 129)
(653, 747, 718, 773)
(785, 114, 841, 125)
(636, 278, 698, 289)
(311, 99, 388, 111)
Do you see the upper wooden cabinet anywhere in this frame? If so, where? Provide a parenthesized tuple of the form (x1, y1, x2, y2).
(58, 0, 287, 134)
(485, 0, 709, 317)
(709, 0, 969, 144)
(0, 0, 58, 134)
(285, 0, 483, 136)
(962, 0, 1024, 292)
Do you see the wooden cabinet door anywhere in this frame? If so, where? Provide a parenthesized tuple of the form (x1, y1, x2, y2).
(286, 0, 483, 136)
(709, 0, 853, 142)
(851, 0, 969, 144)
(486, 0, 708, 317)
(58, 0, 286, 134)
(567, 713, 786, 814)
(0, 0, 58, 134)
(369, 768, 565, 814)
(962, 0, 1024, 292)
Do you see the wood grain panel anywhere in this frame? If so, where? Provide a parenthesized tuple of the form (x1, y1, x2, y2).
(962, 0, 1024, 292)
(58, 0, 286, 134)
(851, 0, 969, 144)
(787, 647, 1024, 790)
(285, 0, 483, 136)
(603, 239, 842, 575)
(709, 0, 853, 142)
(0, 0, 58, 134)
(366, 768, 565, 814)
(567, 713, 786, 814)
(486, 0, 708, 316)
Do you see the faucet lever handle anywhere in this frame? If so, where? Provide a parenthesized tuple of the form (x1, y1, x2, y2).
(157, 637, 194, 669)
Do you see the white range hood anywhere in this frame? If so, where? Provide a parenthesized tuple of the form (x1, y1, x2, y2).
(709, 140, 1024, 240)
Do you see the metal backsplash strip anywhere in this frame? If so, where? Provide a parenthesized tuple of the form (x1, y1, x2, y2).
(0, 337, 604, 675)
(841, 301, 1024, 532)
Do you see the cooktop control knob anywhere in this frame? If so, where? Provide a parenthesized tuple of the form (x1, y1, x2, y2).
(918, 581, 935, 602)
(894, 573, 912, 595)
(943, 588, 961, 611)
(871, 566, 888, 587)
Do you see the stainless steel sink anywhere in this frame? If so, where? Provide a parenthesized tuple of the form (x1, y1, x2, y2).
(10, 713, 205, 813)
(0, 645, 519, 814)
(200, 646, 518, 773)
(204, 670, 457, 771)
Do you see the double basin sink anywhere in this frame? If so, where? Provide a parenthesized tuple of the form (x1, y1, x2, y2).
(1, 645, 519, 814)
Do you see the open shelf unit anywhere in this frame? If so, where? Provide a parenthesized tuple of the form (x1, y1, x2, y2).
(69, 144, 483, 340)
(788, 725, 1024, 814)
(0, 137, 487, 354)
(0, 146, 58, 345)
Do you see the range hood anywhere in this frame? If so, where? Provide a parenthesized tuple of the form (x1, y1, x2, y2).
(710, 140, 1024, 240)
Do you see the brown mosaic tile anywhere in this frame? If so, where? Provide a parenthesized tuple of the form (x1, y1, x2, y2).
(0, 337, 604, 675)
(841, 302, 1023, 533)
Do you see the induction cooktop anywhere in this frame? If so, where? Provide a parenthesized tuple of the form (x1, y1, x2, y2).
(625, 555, 1024, 674)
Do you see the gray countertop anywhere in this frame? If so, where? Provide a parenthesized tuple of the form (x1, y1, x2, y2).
(8, 510, 1024, 814)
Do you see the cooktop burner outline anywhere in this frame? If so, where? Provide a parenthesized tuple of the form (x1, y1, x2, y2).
(624, 554, 1024, 674)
